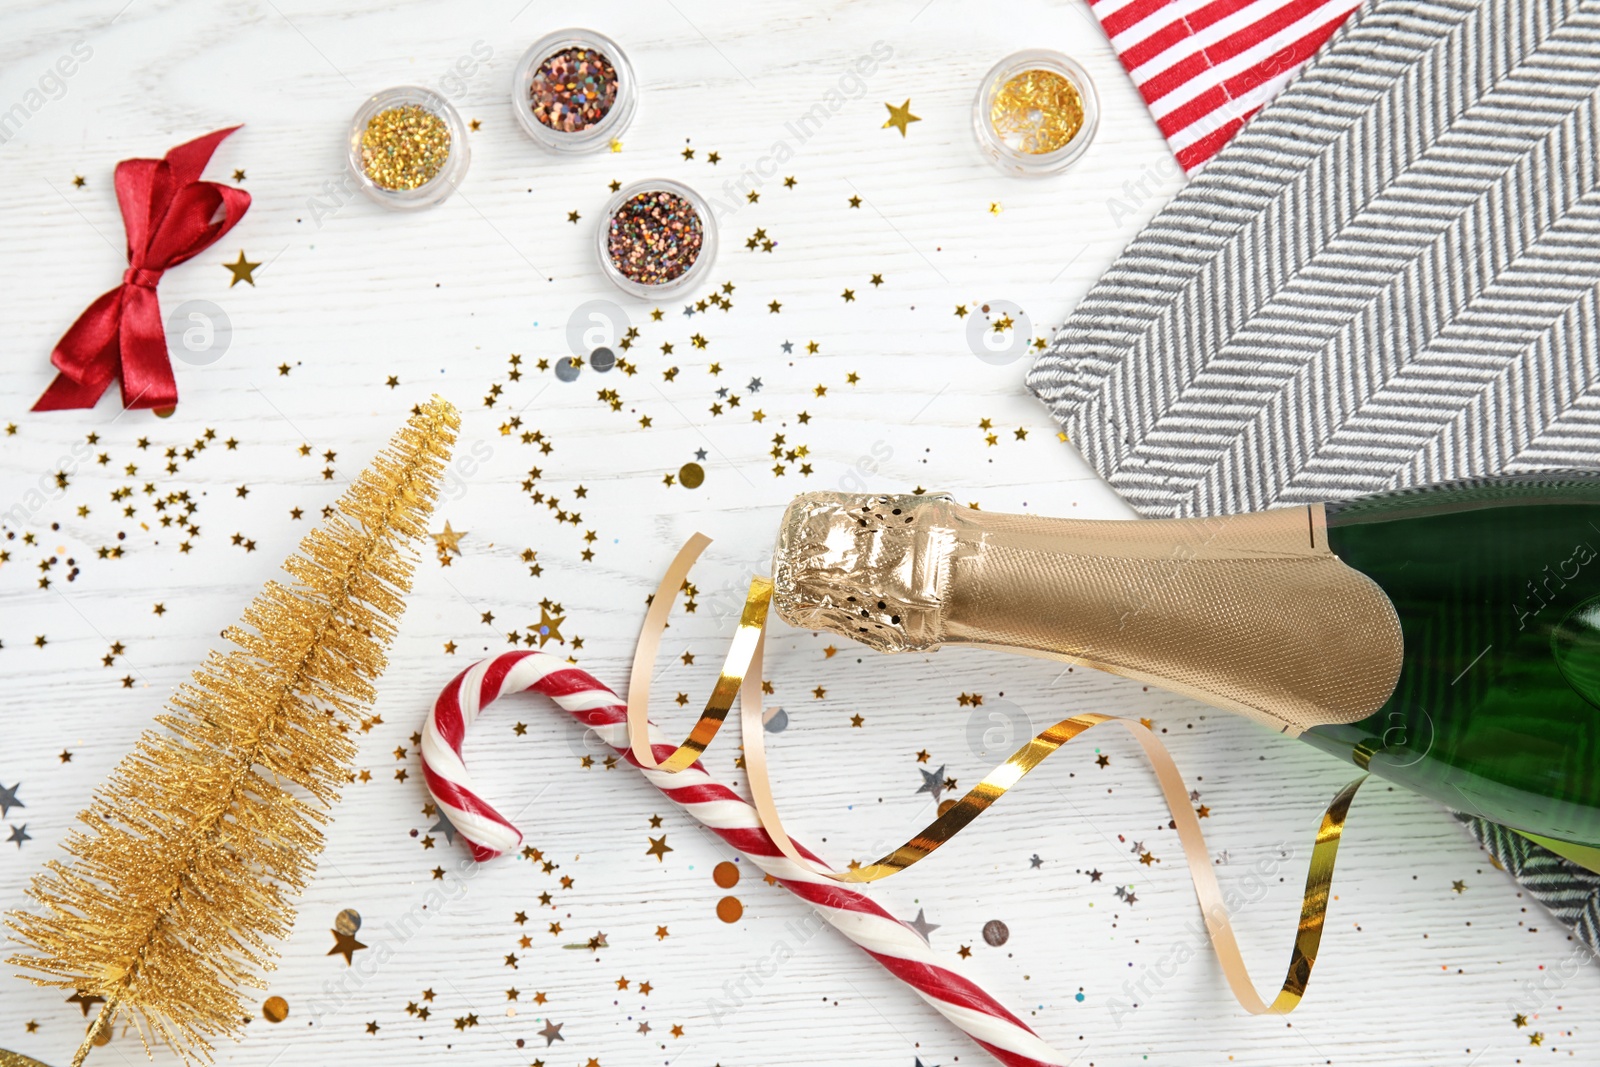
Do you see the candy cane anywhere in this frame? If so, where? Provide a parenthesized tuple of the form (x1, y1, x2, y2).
(421, 650, 1068, 1067)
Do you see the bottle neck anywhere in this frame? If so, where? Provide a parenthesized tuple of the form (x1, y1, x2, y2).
(773, 493, 1404, 736)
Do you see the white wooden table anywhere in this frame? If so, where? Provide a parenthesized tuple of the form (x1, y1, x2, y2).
(0, 2, 1587, 1065)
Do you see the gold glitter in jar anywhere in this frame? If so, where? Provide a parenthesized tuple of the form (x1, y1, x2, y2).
(989, 69, 1084, 155)
(361, 104, 452, 191)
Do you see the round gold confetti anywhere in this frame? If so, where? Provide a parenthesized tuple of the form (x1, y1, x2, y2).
(153, 406, 175, 419)
(678, 462, 705, 489)
(937, 799, 957, 817)
(712, 860, 740, 888)
(989, 69, 1083, 155)
(361, 104, 452, 191)
(715, 895, 743, 923)
(91, 1023, 111, 1047)
(263, 996, 289, 1023)
(335, 908, 362, 936)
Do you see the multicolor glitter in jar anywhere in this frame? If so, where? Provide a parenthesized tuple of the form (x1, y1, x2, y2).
(513, 29, 637, 153)
(973, 51, 1099, 176)
(597, 179, 717, 298)
(346, 86, 470, 209)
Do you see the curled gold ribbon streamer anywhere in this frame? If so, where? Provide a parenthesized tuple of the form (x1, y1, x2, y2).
(629, 535, 1369, 1014)
(626, 534, 772, 773)
(0, 1050, 55, 1067)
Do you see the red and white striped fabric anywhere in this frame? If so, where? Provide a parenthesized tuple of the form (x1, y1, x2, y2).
(1092, 0, 1362, 170)
(421, 651, 1069, 1067)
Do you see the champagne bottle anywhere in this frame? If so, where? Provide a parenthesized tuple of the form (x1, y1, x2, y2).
(771, 474, 1600, 848)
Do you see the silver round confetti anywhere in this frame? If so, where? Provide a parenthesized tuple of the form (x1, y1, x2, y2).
(590, 346, 616, 372)
(335, 908, 362, 936)
(981, 919, 1009, 946)
(555, 356, 581, 382)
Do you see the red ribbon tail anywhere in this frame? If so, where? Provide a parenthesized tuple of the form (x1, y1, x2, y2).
(32, 370, 113, 411)
(116, 285, 177, 411)
(32, 286, 125, 411)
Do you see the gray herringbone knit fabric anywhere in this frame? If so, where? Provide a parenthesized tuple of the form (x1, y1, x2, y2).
(1027, 0, 1600, 952)
(1031, 0, 1600, 516)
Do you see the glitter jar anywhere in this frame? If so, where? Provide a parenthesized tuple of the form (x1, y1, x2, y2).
(973, 51, 1099, 176)
(346, 86, 470, 209)
(597, 179, 717, 298)
(513, 29, 637, 153)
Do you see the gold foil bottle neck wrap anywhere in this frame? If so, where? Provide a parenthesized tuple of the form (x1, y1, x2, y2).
(771, 491, 955, 653)
(771, 492, 1405, 736)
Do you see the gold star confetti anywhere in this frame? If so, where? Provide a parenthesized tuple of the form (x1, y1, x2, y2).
(66, 989, 106, 1016)
(534, 606, 565, 647)
(327, 929, 368, 965)
(224, 251, 261, 287)
(883, 99, 921, 137)
(430, 520, 466, 555)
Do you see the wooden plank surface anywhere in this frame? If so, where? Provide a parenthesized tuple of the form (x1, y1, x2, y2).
(0, 1, 1585, 1065)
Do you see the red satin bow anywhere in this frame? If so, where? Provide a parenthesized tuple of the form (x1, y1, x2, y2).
(33, 126, 251, 412)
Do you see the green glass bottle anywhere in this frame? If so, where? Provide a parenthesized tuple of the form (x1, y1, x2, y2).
(1306, 473, 1600, 847)
(771, 474, 1600, 849)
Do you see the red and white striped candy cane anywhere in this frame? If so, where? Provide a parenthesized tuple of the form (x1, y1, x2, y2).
(421, 650, 1068, 1067)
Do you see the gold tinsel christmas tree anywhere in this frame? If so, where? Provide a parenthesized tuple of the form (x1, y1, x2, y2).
(5, 398, 459, 1067)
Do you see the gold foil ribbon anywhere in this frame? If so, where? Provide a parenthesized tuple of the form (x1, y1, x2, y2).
(629, 536, 1370, 1014)
(0, 1050, 55, 1067)
(627, 534, 772, 773)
